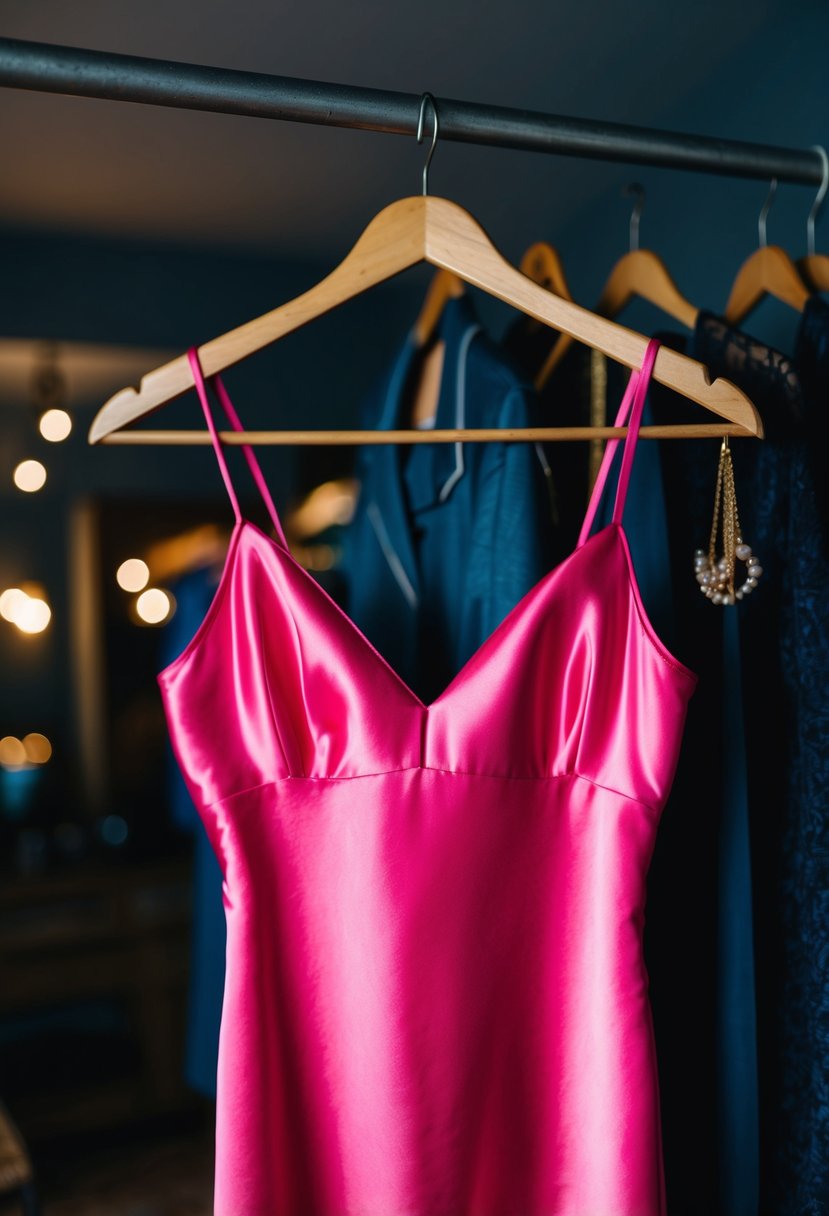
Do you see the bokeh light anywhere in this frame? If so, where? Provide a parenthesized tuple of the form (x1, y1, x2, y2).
(14, 597, 51, 634)
(116, 558, 150, 593)
(13, 460, 47, 492)
(0, 737, 27, 768)
(136, 588, 173, 625)
(100, 814, 129, 847)
(22, 733, 52, 764)
(39, 409, 73, 442)
(0, 588, 27, 622)
(1, 587, 51, 634)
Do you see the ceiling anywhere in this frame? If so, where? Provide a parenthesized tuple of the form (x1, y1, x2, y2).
(0, 0, 808, 259)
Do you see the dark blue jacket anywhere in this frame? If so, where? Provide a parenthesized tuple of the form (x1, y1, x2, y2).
(342, 294, 559, 705)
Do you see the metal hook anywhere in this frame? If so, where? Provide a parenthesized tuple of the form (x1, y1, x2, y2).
(806, 145, 828, 256)
(416, 93, 439, 197)
(758, 178, 777, 248)
(622, 182, 645, 252)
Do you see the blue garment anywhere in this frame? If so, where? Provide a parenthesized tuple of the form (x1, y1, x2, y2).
(644, 319, 765, 1215)
(771, 294, 829, 1212)
(161, 565, 225, 1100)
(716, 605, 758, 1216)
(684, 320, 758, 1216)
(343, 294, 558, 705)
(650, 310, 829, 1214)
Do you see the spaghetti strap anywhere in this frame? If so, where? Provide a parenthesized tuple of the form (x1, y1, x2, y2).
(188, 347, 289, 549)
(577, 337, 661, 548)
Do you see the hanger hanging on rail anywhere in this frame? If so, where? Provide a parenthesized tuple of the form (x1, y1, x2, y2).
(534, 184, 699, 387)
(89, 95, 763, 447)
(724, 178, 811, 324)
(797, 145, 829, 292)
(594, 184, 699, 328)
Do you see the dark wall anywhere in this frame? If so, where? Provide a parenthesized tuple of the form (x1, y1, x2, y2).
(0, 225, 427, 785)
(551, 5, 829, 352)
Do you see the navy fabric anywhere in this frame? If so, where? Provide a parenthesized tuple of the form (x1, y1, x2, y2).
(773, 294, 829, 1214)
(681, 321, 759, 1216)
(651, 310, 829, 1215)
(342, 294, 559, 705)
(716, 605, 758, 1216)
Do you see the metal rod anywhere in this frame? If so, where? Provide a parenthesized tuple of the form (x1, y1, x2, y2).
(0, 37, 823, 185)
(100, 424, 754, 445)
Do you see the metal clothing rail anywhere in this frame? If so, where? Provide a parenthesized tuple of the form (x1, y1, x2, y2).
(0, 36, 823, 185)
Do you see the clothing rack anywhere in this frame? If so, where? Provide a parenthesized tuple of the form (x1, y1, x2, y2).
(2, 36, 820, 447)
(0, 37, 824, 185)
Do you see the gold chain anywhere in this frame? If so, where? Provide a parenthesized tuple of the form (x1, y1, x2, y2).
(708, 438, 743, 597)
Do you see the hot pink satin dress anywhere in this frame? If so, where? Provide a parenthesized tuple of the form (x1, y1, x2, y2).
(159, 337, 696, 1215)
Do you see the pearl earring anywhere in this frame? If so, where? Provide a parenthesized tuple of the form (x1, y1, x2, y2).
(693, 437, 762, 606)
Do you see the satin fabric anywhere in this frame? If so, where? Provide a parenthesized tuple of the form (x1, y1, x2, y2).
(158, 338, 695, 1216)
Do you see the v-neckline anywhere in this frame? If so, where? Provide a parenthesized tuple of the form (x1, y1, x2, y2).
(158, 515, 695, 698)
(165, 334, 696, 702)
(241, 518, 607, 712)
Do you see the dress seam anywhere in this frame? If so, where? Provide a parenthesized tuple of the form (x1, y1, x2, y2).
(201, 768, 657, 814)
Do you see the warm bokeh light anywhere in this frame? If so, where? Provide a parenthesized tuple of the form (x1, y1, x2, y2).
(286, 478, 358, 540)
(38, 408, 73, 442)
(13, 460, 47, 492)
(22, 733, 52, 764)
(300, 544, 337, 572)
(15, 597, 51, 634)
(146, 524, 226, 583)
(0, 588, 27, 622)
(0, 587, 51, 634)
(136, 587, 173, 625)
(0, 736, 27, 768)
(116, 558, 150, 593)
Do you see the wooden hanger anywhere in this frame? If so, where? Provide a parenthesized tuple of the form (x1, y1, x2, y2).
(89, 194, 762, 445)
(514, 241, 573, 391)
(725, 179, 811, 325)
(520, 242, 572, 301)
(595, 248, 698, 329)
(797, 145, 829, 292)
(595, 185, 698, 328)
(411, 269, 465, 347)
(534, 185, 698, 388)
(799, 251, 829, 292)
(539, 250, 700, 387)
(407, 268, 464, 427)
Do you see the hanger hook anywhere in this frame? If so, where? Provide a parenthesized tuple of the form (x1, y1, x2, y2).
(416, 93, 439, 197)
(622, 182, 645, 252)
(806, 145, 829, 256)
(758, 178, 777, 248)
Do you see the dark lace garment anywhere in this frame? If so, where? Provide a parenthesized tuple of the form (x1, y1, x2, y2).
(653, 310, 829, 1216)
